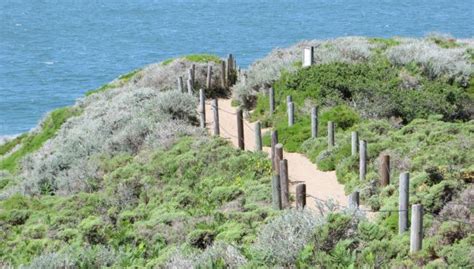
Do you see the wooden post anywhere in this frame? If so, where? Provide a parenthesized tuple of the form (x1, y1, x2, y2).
(271, 130, 278, 170)
(303, 46, 314, 67)
(351, 131, 359, 156)
(380, 155, 390, 186)
(212, 99, 219, 136)
(328, 121, 335, 149)
(286, 95, 292, 105)
(348, 191, 360, 209)
(237, 109, 244, 150)
(296, 184, 306, 209)
(199, 89, 206, 128)
(272, 175, 282, 210)
(399, 172, 410, 234)
(359, 140, 367, 180)
(269, 87, 275, 115)
(191, 64, 195, 85)
(275, 144, 284, 175)
(288, 102, 294, 126)
(311, 106, 318, 138)
(187, 79, 193, 94)
(255, 121, 262, 151)
(188, 68, 194, 86)
(177, 76, 184, 93)
(206, 65, 212, 90)
(220, 60, 226, 89)
(410, 204, 423, 253)
(280, 159, 289, 208)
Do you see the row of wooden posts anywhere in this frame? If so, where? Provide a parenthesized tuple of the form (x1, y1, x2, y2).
(197, 51, 423, 253)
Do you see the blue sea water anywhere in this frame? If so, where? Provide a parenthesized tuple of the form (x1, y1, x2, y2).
(0, 0, 473, 136)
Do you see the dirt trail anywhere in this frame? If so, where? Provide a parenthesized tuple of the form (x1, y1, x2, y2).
(205, 99, 349, 208)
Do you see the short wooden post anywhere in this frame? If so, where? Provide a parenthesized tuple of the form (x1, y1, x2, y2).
(199, 89, 206, 128)
(187, 79, 193, 94)
(379, 155, 390, 186)
(188, 68, 194, 86)
(296, 184, 306, 209)
(237, 109, 244, 150)
(288, 102, 294, 126)
(359, 140, 367, 180)
(269, 87, 275, 115)
(255, 121, 262, 151)
(348, 191, 360, 209)
(328, 121, 335, 149)
(177, 76, 184, 93)
(206, 65, 212, 90)
(410, 204, 423, 253)
(311, 106, 318, 138)
(286, 95, 292, 105)
(271, 130, 278, 170)
(351, 131, 359, 156)
(212, 99, 219, 136)
(272, 175, 282, 210)
(302, 46, 314, 67)
(399, 172, 409, 234)
(280, 159, 289, 208)
(220, 60, 226, 89)
(274, 143, 284, 174)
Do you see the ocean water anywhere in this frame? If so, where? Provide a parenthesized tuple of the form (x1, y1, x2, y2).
(0, 0, 472, 137)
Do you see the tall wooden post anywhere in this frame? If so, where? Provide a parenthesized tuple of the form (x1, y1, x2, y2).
(187, 79, 193, 94)
(255, 121, 262, 151)
(359, 140, 367, 180)
(410, 204, 423, 253)
(199, 89, 206, 128)
(348, 191, 360, 209)
(296, 184, 306, 209)
(188, 68, 194, 86)
(286, 95, 292, 105)
(212, 99, 219, 136)
(274, 144, 284, 174)
(191, 64, 195, 85)
(271, 130, 278, 170)
(288, 102, 294, 126)
(237, 109, 244, 150)
(328, 121, 335, 149)
(220, 60, 226, 89)
(272, 175, 282, 210)
(269, 87, 275, 115)
(280, 159, 289, 208)
(311, 106, 318, 138)
(177, 76, 184, 93)
(351, 131, 359, 156)
(380, 155, 390, 186)
(399, 172, 410, 234)
(303, 46, 314, 67)
(206, 65, 212, 90)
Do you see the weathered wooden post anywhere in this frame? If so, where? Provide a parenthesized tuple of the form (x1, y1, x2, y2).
(188, 68, 194, 86)
(410, 204, 423, 253)
(212, 99, 220, 136)
(351, 131, 359, 156)
(280, 159, 289, 208)
(199, 89, 206, 128)
(255, 121, 262, 151)
(328, 121, 335, 149)
(379, 155, 390, 186)
(272, 175, 282, 210)
(191, 64, 195, 85)
(399, 172, 409, 234)
(220, 60, 226, 89)
(348, 191, 360, 209)
(275, 143, 284, 174)
(187, 79, 193, 94)
(269, 87, 275, 115)
(177, 76, 184, 93)
(288, 102, 294, 126)
(271, 130, 278, 170)
(359, 140, 367, 180)
(302, 46, 314, 67)
(206, 65, 212, 90)
(311, 106, 318, 138)
(227, 54, 234, 84)
(237, 109, 244, 150)
(296, 184, 306, 209)
(286, 95, 292, 105)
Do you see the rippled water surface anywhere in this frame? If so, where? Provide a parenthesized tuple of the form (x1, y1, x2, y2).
(0, 0, 472, 136)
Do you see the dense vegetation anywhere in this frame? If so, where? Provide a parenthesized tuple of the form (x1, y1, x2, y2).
(1, 36, 473, 268)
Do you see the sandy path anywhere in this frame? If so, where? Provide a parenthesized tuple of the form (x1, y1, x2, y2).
(205, 99, 349, 208)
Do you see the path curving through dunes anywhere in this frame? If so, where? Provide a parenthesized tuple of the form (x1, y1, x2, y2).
(205, 98, 349, 209)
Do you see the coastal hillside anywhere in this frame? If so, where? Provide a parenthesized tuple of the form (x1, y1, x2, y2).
(0, 35, 473, 268)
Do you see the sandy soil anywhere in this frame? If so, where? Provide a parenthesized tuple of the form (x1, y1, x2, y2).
(205, 98, 349, 209)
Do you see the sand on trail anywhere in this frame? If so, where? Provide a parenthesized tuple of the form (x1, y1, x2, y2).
(205, 98, 349, 209)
